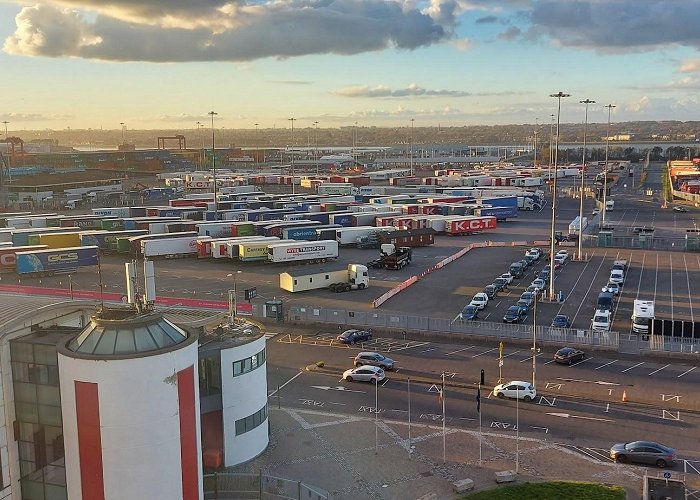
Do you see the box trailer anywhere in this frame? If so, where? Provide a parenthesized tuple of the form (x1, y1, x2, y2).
(80, 230, 148, 252)
(238, 239, 293, 262)
(15, 246, 99, 276)
(0, 245, 48, 272)
(378, 228, 436, 247)
(141, 235, 200, 258)
(445, 217, 497, 236)
(27, 232, 82, 249)
(284, 224, 340, 241)
(336, 226, 383, 246)
(267, 240, 339, 263)
(473, 206, 518, 221)
(280, 263, 369, 293)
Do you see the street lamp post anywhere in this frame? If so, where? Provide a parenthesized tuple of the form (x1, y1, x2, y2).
(119, 122, 125, 145)
(313, 121, 319, 176)
(533, 118, 539, 167)
(288, 118, 296, 195)
(410, 119, 415, 177)
(579, 99, 596, 260)
(548, 114, 555, 179)
(603, 104, 616, 225)
(2, 121, 8, 138)
(532, 294, 537, 387)
(548, 92, 571, 301)
(227, 271, 242, 324)
(209, 111, 218, 217)
(196, 121, 202, 170)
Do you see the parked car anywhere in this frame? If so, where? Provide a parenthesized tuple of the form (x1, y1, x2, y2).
(515, 300, 530, 313)
(531, 278, 546, 290)
(492, 278, 509, 291)
(492, 381, 536, 401)
(609, 441, 676, 468)
(460, 305, 479, 321)
(526, 285, 543, 297)
(519, 292, 535, 307)
(354, 352, 394, 370)
(592, 309, 611, 332)
(592, 208, 601, 216)
(602, 282, 620, 295)
(551, 315, 571, 328)
(499, 272, 514, 285)
(470, 292, 489, 310)
(519, 258, 531, 269)
(482, 285, 498, 299)
(503, 306, 525, 323)
(342, 365, 385, 384)
(526, 248, 542, 260)
(337, 329, 372, 344)
(538, 270, 550, 281)
(673, 206, 688, 213)
(555, 250, 569, 260)
(553, 347, 584, 364)
(609, 269, 625, 285)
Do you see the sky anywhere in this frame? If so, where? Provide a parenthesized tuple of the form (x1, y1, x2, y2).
(0, 0, 699, 131)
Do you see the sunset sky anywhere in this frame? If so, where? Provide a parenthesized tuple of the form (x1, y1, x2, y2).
(1, 1, 699, 131)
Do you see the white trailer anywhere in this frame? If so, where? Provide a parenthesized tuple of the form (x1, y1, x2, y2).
(209, 237, 278, 258)
(92, 207, 131, 218)
(238, 239, 293, 261)
(141, 235, 199, 258)
(317, 183, 356, 195)
(632, 300, 654, 334)
(267, 240, 339, 263)
(336, 226, 381, 246)
(280, 263, 369, 292)
(568, 216, 588, 234)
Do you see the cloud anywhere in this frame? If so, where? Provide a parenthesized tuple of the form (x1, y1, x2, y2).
(498, 26, 520, 41)
(142, 113, 214, 123)
(475, 15, 498, 24)
(3, 1, 455, 62)
(306, 105, 463, 121)
(266, 80, 313, 85)
(627, 96, 651, 113)
(0, 112, 74, 121)
(527, 1, 700, 52)
(334, 83, 472, 98)
(452, 37, 472, 51)
(679, 59, 700, 73)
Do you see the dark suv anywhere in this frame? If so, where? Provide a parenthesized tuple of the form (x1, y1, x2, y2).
(337, 329, 372, 344)
(354, 352, 394, 370)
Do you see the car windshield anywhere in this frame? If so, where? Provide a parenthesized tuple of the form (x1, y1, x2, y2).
(594, 315, 607, 322)
(341, 330, 356, 337)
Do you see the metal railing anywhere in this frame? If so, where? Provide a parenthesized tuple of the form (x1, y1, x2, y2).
(203, 472, 329, 500)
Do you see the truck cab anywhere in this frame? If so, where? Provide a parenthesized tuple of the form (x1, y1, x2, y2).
(632, 300, 654, 334)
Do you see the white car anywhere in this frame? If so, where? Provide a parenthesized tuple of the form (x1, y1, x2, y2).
(525, 248, 542, 260)
(342, 365, 385, 384)
(602, 282, 620, 295)
(555, 250, 569, 261)
(531, 278, 546, 290)
(492, 381, 537, 402)
(592, 309, 611, 332)
(609, 269, 625, 285)
(470, 292, 489, 310)
(499, 272, 514, 285)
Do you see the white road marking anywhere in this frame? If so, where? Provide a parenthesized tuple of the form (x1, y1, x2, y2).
(678, 366, 697, 378)
(268, 370, 304, 397)
(595, 359, 618, 370)
(647, 364, 670, 376)
(543, 359, 556, 365)
(546, 412, 614, 423)
(570, 357, 593, 367)
(445, 345, 475, 356)
(520, 353, 542, 363)
(503, 350, 521, 358)
(621, 362, 644, 373)
(472, 347, 497, 358)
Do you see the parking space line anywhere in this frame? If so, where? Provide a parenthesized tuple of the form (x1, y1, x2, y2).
(684, 254, 694, 323)
(678, 366, 697, 378)
(595, 359, 617, 370)
(503, 350, 521, 358)
(393, 342, 429, 352)
(647, 364, 670, 376)
(570, 357, 593, 367)
(543, 359, 556, 365)
(472, 347, 497, 358)
(571, 253, 608, 326)
(445, 345, 475, 356)
(621, 362, 644, 373)
(520, 353, 542, 363)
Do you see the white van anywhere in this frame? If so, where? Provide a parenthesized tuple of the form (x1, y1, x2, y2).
(605, 199, 615, 211)
(592, 309, 611, 332)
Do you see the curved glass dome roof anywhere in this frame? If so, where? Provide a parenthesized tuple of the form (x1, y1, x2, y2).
(67, 309, 188, 356)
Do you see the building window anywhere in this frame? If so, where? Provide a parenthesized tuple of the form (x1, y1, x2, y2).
(198, 356, 222, 397)
(232, 348, 266, 377)
(235, 404, 268, 436)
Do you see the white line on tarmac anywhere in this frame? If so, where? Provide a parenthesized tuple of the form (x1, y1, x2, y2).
(520, 353, 542, 363)
(543, 359, 556, 365)
(595, 360, 618, 370)
(647, 364, 670, 376)
(678, 366, 697, 378)
(685, 254, 694, 323)
(268, 370, 304, 397)
(621, 362, 644, 373)
(503, 350, 521, 358)
(571, 252, 608, 325)
(445, 345, 475, 356)
(472, 347, 497, 358)
(570, 357, 593, 367)
(381, 379, 389, 387)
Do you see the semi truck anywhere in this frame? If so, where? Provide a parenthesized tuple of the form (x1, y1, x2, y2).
(15, 246, 99, 276)
(267, 240, 339, 264)
(632, 300, 654, 335)
(279, 263, 369, 292)
(366, 244, 412, 270)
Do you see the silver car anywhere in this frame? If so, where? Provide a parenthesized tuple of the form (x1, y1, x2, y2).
(342, 365, 385, 383)
(354, 352, 394, 370)
(609, 441, 676, 468)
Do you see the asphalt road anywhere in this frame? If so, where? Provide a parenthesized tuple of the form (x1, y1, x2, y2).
(266, 331, 700, 473)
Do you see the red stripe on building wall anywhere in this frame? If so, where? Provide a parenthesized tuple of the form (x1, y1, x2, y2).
(178, 365, 199, 499)
(75, 381, 105, 500)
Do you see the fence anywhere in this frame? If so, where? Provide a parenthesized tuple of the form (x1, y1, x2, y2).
(203, 472, 329, 500)
(286, 305, 619, 348)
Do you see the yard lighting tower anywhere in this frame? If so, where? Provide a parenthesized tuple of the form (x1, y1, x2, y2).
(209, 111, 218, 216)
(410, 118, 415, 177)
(603, 104, 616, 224)
(548, 92, 570, 301)
(288, 118, 296, 194)
(579, 99, 595, 260)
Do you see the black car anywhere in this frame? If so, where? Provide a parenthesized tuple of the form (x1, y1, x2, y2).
(673, 206, 688, 213)
(553, 347, 584, 364)
(482, 285, 497, 299)
(460, 305, 479, 320)
(337, 329, 372, 344)
(519, 259, 531, 269)
(551, 315, 571, 328)
(503, 306, 525, 323)
(492, 278, 509, 291)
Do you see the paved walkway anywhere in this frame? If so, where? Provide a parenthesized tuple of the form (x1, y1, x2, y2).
(231, 406, 651, 499)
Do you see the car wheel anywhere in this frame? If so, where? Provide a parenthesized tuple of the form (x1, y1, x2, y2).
(497, 392, 505, 399)
(355, 362, 361, 367)
(656, 459, 668, 468)
(371, 378, 377, 384)
(358, 283, 366, 290)
(568, 359, 573, 365)
(616, 455, 628, 464)
(523, 395, 532, 402)
(346, 376, 353, 382)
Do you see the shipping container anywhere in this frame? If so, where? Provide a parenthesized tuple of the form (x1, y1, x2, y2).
(15, 246, 99, 276)
(11, 227, 81, 247)
(473, 206, 518, 221)
(267, 240, 339, 263)
(27, 232, 82, 249)
(283, 224, 340, 241)
(225, 237, 282, 259)
(378, 228, 436, 247)
(80, 230, 148, 252)
(92, 207, 132, 218)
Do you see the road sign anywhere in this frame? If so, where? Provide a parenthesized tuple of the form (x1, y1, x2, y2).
(499, 341, 503, 356)
(663, 472, 671, 479)
(499, 359, 503, 367)
(245, 287, 257, 301)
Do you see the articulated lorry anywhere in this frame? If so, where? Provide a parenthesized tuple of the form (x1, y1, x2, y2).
(279, 263, 369, 292)
(15, 246, 99, 277)
(267, 240, 339, 264)
(632, 300, 654, 334)
(367, 244, 412, 270)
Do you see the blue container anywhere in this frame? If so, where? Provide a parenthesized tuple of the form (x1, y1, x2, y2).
(16, 246, 99, 275)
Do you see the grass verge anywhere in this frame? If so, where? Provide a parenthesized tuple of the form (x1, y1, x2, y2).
(461, 481, 626, 500)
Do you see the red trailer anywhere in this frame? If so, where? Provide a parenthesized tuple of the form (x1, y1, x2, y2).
(445, 216, 497, 236)
(378, 228, 436, 247)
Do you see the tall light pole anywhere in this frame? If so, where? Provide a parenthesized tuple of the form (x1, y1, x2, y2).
(410, 119, 415, 177)
(313, 121, 319, 176)
(120, 122, 125, 145)
(2, 121, 8, 138)
(353, 121, 358, 167)
(254, 122, 259, 168)
(532, 295, 537, 387)
(579, 99, 595, 260)
(603, 104, 616, 225)
(196, 121, 203, 170)
(548, 92, 571, 301)
(209, 111, 218, 217)
(548, 114, 555, 179)
(227, 271, 242, 323)
(288, 118, 296, 195)
(533, 118, 539, 167)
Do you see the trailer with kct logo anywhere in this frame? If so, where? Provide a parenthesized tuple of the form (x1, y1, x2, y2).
(445, 216, 497, 236)
(15, 246, 99, 277)
(267, 240, 339, 264)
